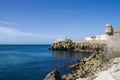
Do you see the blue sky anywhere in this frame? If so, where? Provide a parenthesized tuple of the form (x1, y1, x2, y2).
(0, 0, 120, 44)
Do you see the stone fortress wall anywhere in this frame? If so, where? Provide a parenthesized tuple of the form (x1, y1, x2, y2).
(47, 24, 120, 80)
(51, 24, 120, 53)
(73, 23, 120, 52)
(73, 40, 106, 44)
(106, 24, 120, 52)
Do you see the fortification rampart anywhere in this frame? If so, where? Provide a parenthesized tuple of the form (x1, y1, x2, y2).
(73, 40, 106, 44)
(106, 26, 120, 52)
(50, 24, 120, 53)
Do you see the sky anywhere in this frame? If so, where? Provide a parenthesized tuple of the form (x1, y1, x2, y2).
(0, 0, 120, 44)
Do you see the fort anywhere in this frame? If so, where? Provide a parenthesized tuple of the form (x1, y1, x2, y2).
(51, 24, 120, 53)
(106, 24, 120, 52)
(45, 24, 120, 80)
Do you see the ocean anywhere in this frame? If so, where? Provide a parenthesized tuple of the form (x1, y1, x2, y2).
(0, 45, 90, 80)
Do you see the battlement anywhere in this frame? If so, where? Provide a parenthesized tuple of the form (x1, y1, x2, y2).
(51, 24, 120, 52)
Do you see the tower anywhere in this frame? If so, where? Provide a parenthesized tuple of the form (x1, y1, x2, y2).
(105, 24, 113, 41)
(105, 24, 113, 35)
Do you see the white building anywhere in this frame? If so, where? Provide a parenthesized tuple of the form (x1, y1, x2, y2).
(85, 34, 106, 40)
(96, 34, 107, 40)
(85, 36, 96, 40)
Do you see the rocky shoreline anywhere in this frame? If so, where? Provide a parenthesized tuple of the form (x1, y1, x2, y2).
(50, 40, 106, 53)
(61, 50, 108, 80)
(76, 57, 120, 80)
(44, 39, 110, 80)
(45, 23, 120, 80)
(45, 39, 120, 80)
(45, 49, 120, 80)
(45, 46, 111, 80)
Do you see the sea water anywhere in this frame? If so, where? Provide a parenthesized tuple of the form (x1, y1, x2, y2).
(0, 45, 90, 80)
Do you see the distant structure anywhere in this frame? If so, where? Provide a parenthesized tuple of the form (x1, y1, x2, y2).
(85, 36, 96, 40)
(53, 23, 120, 52)
(96, 34, 107, 40)
(106, 24, 120, 52)
(85, 23, 120, 52)
(54, 37, 72, 43)
(85, 35, 107, 41)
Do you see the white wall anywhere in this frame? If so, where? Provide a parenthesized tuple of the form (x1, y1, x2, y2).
(85, 36, 96, 40)
(96, 34, 106, 40)
(85, 35, 106, 41)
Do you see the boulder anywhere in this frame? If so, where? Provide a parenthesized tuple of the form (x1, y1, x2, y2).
(44, 69, 62, 80)
(94, 71, 115, 80)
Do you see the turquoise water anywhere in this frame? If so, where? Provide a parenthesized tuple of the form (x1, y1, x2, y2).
(0, 45, 90, 80)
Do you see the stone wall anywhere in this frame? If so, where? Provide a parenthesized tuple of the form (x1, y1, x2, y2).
(51, 24, 120, 53)
(105, 23, 120, 52)
(107, 28, 120, 52)
(73, 40, 106, 44)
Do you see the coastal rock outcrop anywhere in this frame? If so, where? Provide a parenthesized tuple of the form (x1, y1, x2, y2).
(44, 69, 62, 80)
(51, 39, 74, 50)
(47, 39, 108, 80)
(50, 39, 106, 53)
(62, 50, 108, 80)
(77, 57, 120, 80)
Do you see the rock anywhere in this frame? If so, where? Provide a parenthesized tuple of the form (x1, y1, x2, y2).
(44, 69, 61, 80)
(76, 57, 120, 80)
(62, 75, 68, 80)
(111, 57, 120, 64)
(112, 71, 120, 80)
(76, 78, 88, 80)
(94, 71, 115, 80)
(51, 39, 106, 53)
(74, 48, 82, 52)
(68, 63, 78, 69)
(47, 42, 107, 80)
(66, 74, 73, 80)
(63, 50, 106, 79)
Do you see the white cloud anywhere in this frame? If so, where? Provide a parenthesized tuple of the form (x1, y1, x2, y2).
(0, 20, 17, 25)
(0, 20, 9, 24)
(0, 26, 62, 44)
(0, 26, 61, 38)
(0, 26, 36, 36)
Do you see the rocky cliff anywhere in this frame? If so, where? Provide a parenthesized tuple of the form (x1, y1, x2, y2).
(50, 40, 106, 53)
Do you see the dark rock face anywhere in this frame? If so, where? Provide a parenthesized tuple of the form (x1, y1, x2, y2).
(44, 70, 62, 80)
